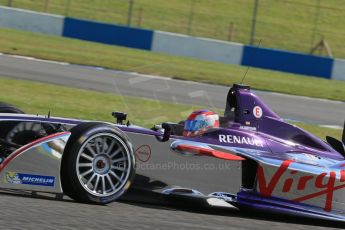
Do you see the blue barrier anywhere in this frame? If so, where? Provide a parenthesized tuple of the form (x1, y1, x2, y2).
(241, 46, 334, 78)
(1, 6, 343, 80)
(63, 18, 153, 50)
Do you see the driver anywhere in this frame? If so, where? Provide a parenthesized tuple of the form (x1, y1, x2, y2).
(183, 110, 219, 137)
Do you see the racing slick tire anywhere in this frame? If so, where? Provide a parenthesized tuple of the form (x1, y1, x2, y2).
(61, 122, 135, 204)
(0, 102, 25, 113)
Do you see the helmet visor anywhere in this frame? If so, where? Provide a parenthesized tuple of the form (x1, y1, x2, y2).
(184, 119, 208, 132)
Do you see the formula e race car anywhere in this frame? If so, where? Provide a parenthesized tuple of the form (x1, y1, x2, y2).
(0, 84, 344, 221)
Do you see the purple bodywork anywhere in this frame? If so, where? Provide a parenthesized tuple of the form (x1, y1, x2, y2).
(146, 84, 345, 221)
(0, 84, 344, 221)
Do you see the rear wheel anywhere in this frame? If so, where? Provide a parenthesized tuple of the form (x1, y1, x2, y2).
(61, 122, 135, 204)
(0, 102, 24, 114)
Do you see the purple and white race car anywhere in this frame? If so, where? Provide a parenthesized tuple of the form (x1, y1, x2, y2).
(0, 84, 344, 221)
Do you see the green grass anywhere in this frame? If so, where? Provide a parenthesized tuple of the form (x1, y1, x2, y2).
(1, 27, 345, 102)
(0, 76, 201, 127)
(290, 122, 342, 142)
(0, 76, 342, 141)
(2, 0, 345, 57)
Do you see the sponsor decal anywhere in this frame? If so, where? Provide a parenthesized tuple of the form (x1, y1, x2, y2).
(253, 106, 263, 119)
(5, 172, 55, 187)
(240, 126, 257, 131)
(209, 192, 235, 202)
(257, 160, 345, 212)
(219, 134, 264, 147)
(135, 145, 151, 162)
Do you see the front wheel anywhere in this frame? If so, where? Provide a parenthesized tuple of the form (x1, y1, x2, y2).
(61, 122, 135, 204)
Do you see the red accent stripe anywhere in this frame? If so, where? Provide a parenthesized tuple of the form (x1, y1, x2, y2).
(292, 181, 345, 212)
(293, 184, 345, 203)
(175, 144, 245, 161)
(0, 132, 70, 172)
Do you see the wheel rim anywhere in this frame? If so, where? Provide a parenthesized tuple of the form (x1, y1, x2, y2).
(76, 133, 132, 197)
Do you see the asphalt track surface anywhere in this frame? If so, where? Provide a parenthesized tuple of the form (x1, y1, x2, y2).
(0, 54, 344, 127)
(1, 54, 345, 229)
(0, 189, 344, 230)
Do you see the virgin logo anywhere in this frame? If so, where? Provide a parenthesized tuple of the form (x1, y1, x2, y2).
(257, 159, 345, 212)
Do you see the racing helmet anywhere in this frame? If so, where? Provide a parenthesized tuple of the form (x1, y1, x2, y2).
(183, 110, 219, 137)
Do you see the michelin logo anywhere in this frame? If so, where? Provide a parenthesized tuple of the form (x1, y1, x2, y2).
(5, 172, 55, 187)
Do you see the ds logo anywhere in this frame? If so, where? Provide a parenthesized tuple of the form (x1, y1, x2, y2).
(253, 106, 263, 119)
